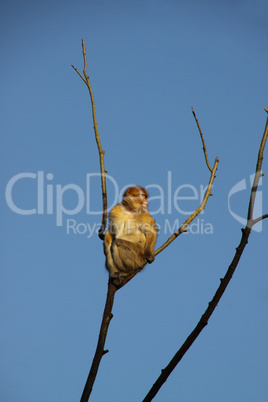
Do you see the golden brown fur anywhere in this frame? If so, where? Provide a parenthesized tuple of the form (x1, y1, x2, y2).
(104, 186, 158, 286)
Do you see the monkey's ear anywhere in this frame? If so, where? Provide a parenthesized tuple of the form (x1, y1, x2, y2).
(123, 188, 132, 197)
(123, 186, 139, 198)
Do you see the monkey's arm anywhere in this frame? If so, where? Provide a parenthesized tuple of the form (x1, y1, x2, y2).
(141, 217, 158, 263)
(103, 230, 113, 256)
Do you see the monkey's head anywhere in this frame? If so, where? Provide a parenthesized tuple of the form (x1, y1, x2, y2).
(122, 186, 149, 212)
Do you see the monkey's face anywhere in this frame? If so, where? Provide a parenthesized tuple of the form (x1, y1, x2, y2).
(122, 186, 149, 213)
(137, 191, 149, 211)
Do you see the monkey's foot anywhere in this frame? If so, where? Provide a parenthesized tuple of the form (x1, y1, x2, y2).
(110, 272, 127, 287)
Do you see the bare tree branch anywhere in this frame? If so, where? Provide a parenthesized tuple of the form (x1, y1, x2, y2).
(155, 157, 218, 256)
(247, 113, 268, 225)
(155, 108, 218, 256)
(142, 111, 268, 402)
(72, 40, 108, 239)
(80, 282, 117, 402)
(72, 40, 113, 402)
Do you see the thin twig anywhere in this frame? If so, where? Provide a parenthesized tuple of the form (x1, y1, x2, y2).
(143, 111, 268, 402)
(72, 40, 108, 239)
(71, 65, 87, 85)
(192, 107, 213, 172)
(252, 214, 268, 225)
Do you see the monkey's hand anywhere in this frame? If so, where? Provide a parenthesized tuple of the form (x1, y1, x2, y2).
(144, 251, 155, 264)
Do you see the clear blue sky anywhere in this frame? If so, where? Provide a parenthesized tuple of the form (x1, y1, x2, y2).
(1, 1, 267, 401)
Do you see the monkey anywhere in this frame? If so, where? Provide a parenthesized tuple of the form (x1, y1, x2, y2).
(103, 186, 158, 286)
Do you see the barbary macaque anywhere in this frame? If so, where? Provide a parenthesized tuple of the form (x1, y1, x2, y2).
(104, 186, 158, 286)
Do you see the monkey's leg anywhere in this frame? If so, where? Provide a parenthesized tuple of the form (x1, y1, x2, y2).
(112, 239, 147, 273)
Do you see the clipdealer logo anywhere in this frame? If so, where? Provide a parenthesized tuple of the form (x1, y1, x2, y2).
(6, 170, 263, 236)
(5, 171, 209, 223)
